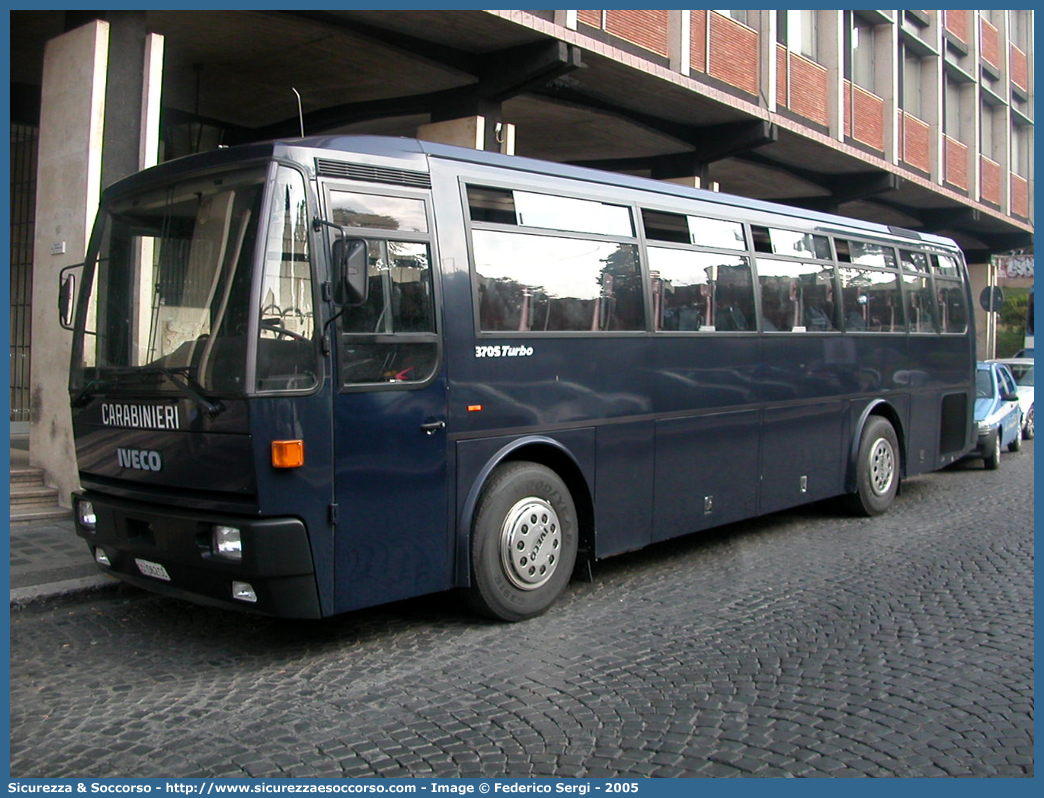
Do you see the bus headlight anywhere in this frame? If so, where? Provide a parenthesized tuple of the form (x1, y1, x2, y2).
(78, 500, 97, 530)
(212, 525, 243, 561)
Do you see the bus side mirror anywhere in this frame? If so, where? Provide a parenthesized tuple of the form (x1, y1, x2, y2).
(332, 238, 369, 307)
(58, 263, 82, 330)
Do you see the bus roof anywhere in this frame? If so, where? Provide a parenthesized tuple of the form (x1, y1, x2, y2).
(297, 135, 959, 251)
(109, 134, 961, 252)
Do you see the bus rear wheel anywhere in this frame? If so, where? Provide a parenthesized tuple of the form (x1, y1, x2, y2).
(843, 416, 899, 517)
(466, 461, 578, 622)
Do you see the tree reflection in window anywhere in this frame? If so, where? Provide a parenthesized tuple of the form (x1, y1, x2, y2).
(474, 230, 643, 332)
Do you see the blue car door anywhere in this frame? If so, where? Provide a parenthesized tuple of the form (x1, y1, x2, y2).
(998, 366, 1021, 445)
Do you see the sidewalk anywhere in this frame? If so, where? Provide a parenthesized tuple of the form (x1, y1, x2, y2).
(9, 447, 116, 606)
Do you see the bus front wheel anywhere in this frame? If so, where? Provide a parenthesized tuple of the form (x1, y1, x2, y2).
(843, 416, 899, 517)
(466, 461, 578, 622)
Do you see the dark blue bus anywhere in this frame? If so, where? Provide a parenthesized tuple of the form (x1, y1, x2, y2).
(67, 136, 975, 620)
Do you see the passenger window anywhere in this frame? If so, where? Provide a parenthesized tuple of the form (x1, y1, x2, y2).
(643, 209, 745, 250)
(647, 247, 755, 331)
(473, 230, 643, 332)
(838, 267, 905, 332)
(514, 191, 633, 237)
(936, 280, 968, 333)
(467, 186, 633, 237)
(836, 239, 897, 268)
(901, 272, 937, 333)
(752, 226, 831, 259)
(756, 259, 838, 332)
(338, 240, 438, 386)
(1000, 369, 1016, 396)
(933, 253, 962, 277)
(328, 191, 428, 233)
(899, 249, 931, 273)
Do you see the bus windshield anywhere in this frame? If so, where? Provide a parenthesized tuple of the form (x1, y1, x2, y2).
(71, 167, 267, 397)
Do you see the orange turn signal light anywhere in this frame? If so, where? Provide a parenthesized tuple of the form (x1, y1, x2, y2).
(271, 440, 304, 469)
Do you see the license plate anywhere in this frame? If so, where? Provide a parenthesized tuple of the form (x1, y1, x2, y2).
(135, 558, 171, 582)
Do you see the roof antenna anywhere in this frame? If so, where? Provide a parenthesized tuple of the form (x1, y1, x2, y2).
(292, 88, 305, 137)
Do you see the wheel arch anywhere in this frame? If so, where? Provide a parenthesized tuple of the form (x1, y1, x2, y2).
(455, 436, 595, 588)
(845, 400, 906, 494)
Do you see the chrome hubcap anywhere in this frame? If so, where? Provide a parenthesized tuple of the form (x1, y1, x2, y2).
(500, 497, 561, 591)
(868, 438, 895, 496)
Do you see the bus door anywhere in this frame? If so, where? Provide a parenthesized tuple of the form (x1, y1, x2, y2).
(323, 185, 450, 613)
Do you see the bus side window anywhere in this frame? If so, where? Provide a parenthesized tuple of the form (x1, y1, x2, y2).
(838, 267, 905, 333)
(756, 258, 837, 332)
(647, 247, 755, 332)
(899, 250, 937, 333)
(936, 279, 968, 333)
(472, 230, 643, 332)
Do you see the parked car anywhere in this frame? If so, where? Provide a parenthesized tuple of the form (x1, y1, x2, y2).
(991, 357, 1034, 440)
(972, 361, 1023, 469)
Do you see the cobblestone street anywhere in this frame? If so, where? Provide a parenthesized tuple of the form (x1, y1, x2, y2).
(10, 441, 1034, 778)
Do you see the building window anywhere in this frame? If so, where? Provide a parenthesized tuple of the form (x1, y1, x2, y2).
(715, 10, 752, 28)
(944, 76, 964, 141)
(981, 102, 996, 160)
(1012, 125, 1030, 178)
(851, 18, 876, 90)
(902, 50, 923, 119)
(1010, 10, 1031, 51)
(779, 10, 818, 61)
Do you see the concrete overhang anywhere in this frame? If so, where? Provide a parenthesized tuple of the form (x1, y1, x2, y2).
(9, 8, 1032, 257)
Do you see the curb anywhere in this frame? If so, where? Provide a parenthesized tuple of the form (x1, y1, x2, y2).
(10, 574, 120, 608)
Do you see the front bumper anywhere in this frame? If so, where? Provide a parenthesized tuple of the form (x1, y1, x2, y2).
(971, 427, 995, 457)
(73, 490, 321, 618)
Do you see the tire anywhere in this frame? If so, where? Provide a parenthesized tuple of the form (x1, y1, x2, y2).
(1008, 421, 1022, 452)
(466, 461, 578, 622)
(1023, 407, 1034, 440)
(983, 429, 1001, 470)
(842, 416, 900, 517)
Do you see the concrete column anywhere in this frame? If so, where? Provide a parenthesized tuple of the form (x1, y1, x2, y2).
(29, 21, 109, 506)
(29, 20, 165, 508)
(417, 116, 515, 155)
(879, 19, 900, 164)
(821, 10, 845, 141)
(927, 20, 944, 184)
(668, 10, 690, 76)
(967, 259, 994, 360)
(140, 34, 164, 170)
(553, 10, 577, 31)
(100, 12, 147, 188)
(757, 10, 778, 112)
(662, 176, 719, 192)
(999, 14, 1013, 216)
(418, 116, 486, 150)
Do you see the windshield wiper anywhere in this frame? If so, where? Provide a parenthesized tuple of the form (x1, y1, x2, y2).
(71, 379, 110, 409)
(135, 367, 226, 417)
(72, 367, 225, 417)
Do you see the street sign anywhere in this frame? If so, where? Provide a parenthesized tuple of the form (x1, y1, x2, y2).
(980, 286, 1004, 312)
